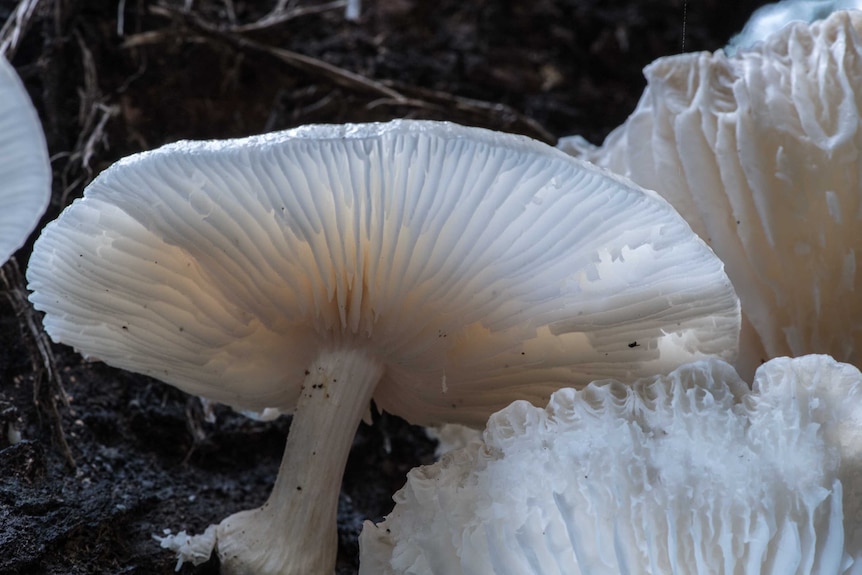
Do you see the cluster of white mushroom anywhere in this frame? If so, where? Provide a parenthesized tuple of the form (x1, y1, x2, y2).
(362, 356, 862, 575)
(13, 3, 862, 575)
(364, 5, 862, 575)
(561, 7, 862, 382)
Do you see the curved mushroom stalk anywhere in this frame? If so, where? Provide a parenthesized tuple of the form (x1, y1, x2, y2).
(361, 356, 862, 574)
(28, 120, 740, 574)
(214, 349, 382, 573)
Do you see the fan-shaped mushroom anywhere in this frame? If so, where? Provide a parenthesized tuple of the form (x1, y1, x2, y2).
(27, 120, 739, 574)
(0, 55, 50, 265)
(361, 355, 862, 574)
(561, 10, 862, 379)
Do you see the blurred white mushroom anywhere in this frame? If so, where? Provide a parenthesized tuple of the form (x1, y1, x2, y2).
(27, 120, 739, 574)
(345, 0, 361, 21)
(361, 355, 862, 574)
(0, 55, 50, 265)
(727, 0, 862, 54)
(560, 10, 862, 379)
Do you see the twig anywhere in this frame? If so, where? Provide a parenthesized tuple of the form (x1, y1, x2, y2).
(271, 0, 297, 16)
(59, 102, 118, 204)
(147, 4, 407, 102)
(0, 0, 45, 60)
(139, 4, 554, 141)
(0, 259, 75, 468)
(59, 31, 119, 205)
(116, 2, 559, 148)
(232, 0, 347, 33)
(344, 0, 360, 22)
(375, 82, 557, 144)
(222, 0, 237, 26)
(117, 0, 127, 36)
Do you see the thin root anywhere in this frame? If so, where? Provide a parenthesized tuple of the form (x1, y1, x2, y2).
(0, 259, 75, 468)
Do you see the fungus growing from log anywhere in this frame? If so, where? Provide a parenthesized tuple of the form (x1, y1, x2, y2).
(361, 355, 862, 574)
(560, 10, 862, 379)
(0, 55, 50, 265)
(26, 120, 739, 574)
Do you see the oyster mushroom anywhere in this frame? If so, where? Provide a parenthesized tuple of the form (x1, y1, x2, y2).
(26, 120, 739, 574)
(361, 355, 862, 574)
(0, 54, 50, 265)
(561, 10, 862, 379)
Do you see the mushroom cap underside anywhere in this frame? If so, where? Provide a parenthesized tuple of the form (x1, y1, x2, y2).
(360, 355, 862, 574)
(27, 120, 739, 426)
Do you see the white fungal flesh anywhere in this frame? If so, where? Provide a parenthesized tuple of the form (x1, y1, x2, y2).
(0, 55, 51, 265)
(360, 356, 862, 575)
(156, 526, 217, 570)
(212, 349, 384, 574)
(27, 120, 739, 426)
(726, 0, 862, 54)
(561, 11, 862, 380)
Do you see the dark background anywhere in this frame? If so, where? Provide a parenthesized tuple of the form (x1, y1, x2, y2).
(0, 0, 770, 573)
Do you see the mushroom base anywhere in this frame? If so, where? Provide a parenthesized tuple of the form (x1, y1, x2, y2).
(177, 348, 384, 575)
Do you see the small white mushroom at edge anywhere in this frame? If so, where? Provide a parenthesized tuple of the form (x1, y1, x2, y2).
(0, 54, 51, 266)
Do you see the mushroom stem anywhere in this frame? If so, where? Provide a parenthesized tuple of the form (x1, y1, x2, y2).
(215, 348, 384, 575)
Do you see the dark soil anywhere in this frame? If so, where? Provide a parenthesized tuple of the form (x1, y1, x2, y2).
(0, 1, 770, 573)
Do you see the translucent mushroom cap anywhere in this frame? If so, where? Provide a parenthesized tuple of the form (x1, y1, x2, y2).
(360, 355, 862, 574)
(0, 55, 51, 265)
(561, 10, 862, 379)
(27, 120, 739, 426)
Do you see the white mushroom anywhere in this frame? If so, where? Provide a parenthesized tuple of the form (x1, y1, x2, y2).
(361, 355, 862, 574)
(26, 120, 739, 574)
(727, 0, 862, 54)
(0, 54, 50, 265)
(560, 10, 862, 379)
